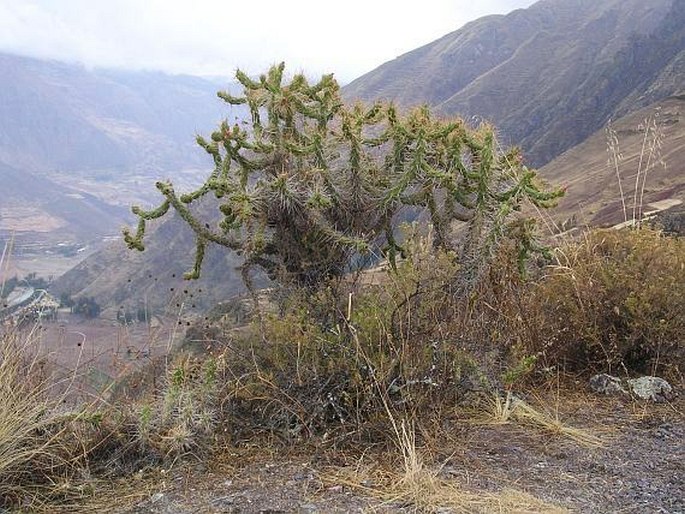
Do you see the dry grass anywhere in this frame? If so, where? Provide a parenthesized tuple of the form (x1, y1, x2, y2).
(1, 249, 119, 509)
(321, 383, 568, 513)
(45, 473, 166, 514)
(632, 109, 665, 227)
(0, 318, 198, 510)
(485, 392, 603, 448)
(326, 419, 567, 513)
(605, 106, 667, 228)
(0, 324, 85, 507)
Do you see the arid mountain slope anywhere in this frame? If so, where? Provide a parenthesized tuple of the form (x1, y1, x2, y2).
(539, 94, 685, 229)
(51, 201, 249, 315)
(344, 0, 684, 166)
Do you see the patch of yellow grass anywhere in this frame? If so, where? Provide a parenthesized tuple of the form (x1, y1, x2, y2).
(487, 392, 603, 448)
(0, 323, 97, 509)
(326, 419, 567, 513)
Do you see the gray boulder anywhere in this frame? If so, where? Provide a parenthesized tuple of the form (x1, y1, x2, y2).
(626, 376, 674, 403)
(589, 373, 628, 396)
(588, 374, 674, 402)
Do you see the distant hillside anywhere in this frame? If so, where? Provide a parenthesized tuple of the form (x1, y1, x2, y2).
(539, 94, 685, 229)
(51, 199, 249, 316)
(344, 0, 684, 167)
(0, 162, 129, 242)
(0, 53, 249, 248)
(0, 53, 232, 176)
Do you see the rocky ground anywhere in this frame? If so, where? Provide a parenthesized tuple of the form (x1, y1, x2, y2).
(106, 387, 683, 514)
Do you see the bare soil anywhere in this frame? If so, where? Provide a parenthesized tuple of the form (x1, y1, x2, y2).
(0, 207, 66, 233)
(112, 390, 683, 514)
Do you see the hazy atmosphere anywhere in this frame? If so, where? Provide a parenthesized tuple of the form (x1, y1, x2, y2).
(0, 0, 536, 80)
(1, 0, 684, 511)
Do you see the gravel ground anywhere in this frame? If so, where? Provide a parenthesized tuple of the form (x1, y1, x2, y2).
(443, 396, 684, 513)
(120, 392, 684, 514)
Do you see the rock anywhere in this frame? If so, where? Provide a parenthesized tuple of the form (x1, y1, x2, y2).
(589, 374, 675, 402)
(150, 492, 165, 504)
(627, 376, 674, 402)
(589, 374, 628, 395)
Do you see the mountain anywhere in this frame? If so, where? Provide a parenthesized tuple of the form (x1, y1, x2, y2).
(343, 0, 684, 167)
(539, 93, 685, 229)
(0, 52, 231, 176)
(51, 200, 248, 316)
(0, 53, 248, 253)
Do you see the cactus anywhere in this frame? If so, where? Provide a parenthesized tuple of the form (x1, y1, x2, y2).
(124, 63, 563, 295)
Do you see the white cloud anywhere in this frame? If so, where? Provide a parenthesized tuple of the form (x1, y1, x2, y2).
(0, 0, 537, 81)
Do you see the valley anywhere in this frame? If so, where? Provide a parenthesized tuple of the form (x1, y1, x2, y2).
(0, 52, 247, 286)
(0, 166, 212, 281)
(0, 232, 107, 281)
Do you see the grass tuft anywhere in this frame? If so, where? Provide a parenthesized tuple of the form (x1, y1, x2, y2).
(0, 325, 84, 507)
(326, 419, 568, 513)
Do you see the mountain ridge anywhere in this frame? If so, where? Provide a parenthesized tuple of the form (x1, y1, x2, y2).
(344, 0, 683, 166)
(0, 52, 231, 176)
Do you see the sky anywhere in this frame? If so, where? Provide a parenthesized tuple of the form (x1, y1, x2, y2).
(0, 0, 537, 83)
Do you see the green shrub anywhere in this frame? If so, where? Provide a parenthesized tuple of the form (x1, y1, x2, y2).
(72, 296, 101, 318)
(136, 356, 220, 458)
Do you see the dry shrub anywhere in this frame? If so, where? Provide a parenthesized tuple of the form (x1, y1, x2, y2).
(162, 224, 684, 451)
(218, 304, 438, 443)
(207, 237, 479, 443)
(0, 321, 171, 510)
(209, 226, 538, 444)
(526, 228, 684, 377)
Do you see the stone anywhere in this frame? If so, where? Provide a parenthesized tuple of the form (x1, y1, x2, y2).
(626, 376, 674, 402)
(589, 374, 675, 402)
(588, 373, 628, 396)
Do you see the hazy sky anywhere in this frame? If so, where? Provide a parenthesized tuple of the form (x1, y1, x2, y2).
(0, 0, 537, 82)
